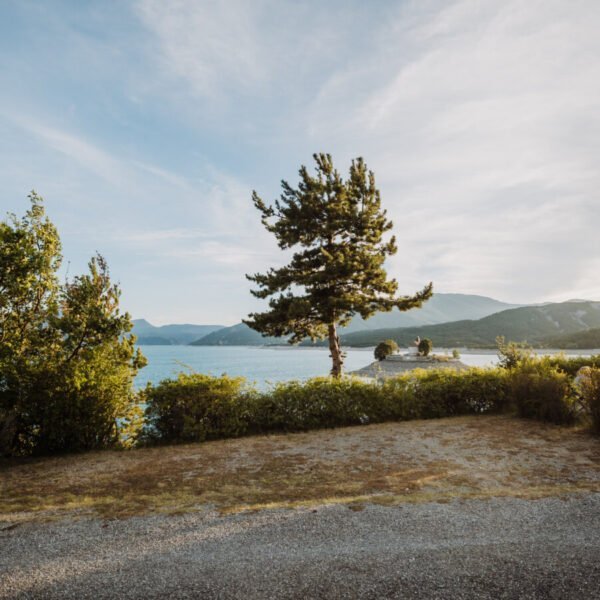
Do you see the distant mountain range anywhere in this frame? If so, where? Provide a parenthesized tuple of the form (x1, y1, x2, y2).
(189, 293, 520, 346)
(132, 319, 224, 345)
(135, 296, 600, 350)
(338, 301, 600, 348)
(342, 293, 520, 332)
(190, 322, 281, 346)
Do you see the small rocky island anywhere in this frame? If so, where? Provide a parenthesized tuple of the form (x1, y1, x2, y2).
(351, 341, 469, 379)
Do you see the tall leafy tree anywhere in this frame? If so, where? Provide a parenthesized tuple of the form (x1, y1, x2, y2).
(40, 254, 147, 453)
(0, 192, 62, 452)
(0, 194, 145, 455)
(245, 154, 433, 377)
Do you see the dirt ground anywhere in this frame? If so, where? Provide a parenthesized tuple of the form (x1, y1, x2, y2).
(2, 415, 599, 523)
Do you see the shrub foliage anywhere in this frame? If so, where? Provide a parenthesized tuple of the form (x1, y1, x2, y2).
(374, 339, 399, 361)
(575, 367, 600, 433)
(142, 350, 600, 446)
(509, 360, 574, 424)
(143, 367, 512, 443)
(418, 338, 433, 357)
(142, 373, 252, 444)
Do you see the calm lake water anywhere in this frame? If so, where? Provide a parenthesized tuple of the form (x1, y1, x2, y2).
(135, 346, 598, 389)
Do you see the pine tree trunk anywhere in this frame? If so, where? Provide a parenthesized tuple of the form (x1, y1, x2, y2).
(328, 322, 343, 378)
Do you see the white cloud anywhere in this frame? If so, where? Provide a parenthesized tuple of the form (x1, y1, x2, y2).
(134, 0, 379, 115)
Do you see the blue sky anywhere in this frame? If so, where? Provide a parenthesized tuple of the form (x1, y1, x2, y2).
(1, 0, 599, 325)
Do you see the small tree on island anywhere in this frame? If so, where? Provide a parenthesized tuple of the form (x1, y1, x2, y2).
(374, 340, 399, 361)
(244, 153, 433, 377)
(418, 338, 433, 357)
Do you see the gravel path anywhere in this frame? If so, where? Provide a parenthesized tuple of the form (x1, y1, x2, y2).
(2, 494, 599, 599)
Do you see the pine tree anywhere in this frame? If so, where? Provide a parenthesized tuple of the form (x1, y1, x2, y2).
(244, 154, 433, 377)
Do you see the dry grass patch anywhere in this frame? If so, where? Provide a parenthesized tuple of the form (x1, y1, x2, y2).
(1, 415, 599, 522)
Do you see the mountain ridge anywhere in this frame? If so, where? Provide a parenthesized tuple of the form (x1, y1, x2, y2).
(339, 301, 600, 348)
(191, 293, 521, 346)
(133, 320, 225, 345)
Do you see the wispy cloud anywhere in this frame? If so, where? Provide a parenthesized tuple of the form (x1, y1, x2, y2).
(134, 0, 382, 114)
(163, 240, 273, 267)
(136, 0, 269, 100)
(131, 161, 193, 190)
(1, 111, 200, 196)
(124, 228, 209, 242)
(301, 0, 600, 302)
(4, 113, 129, 187)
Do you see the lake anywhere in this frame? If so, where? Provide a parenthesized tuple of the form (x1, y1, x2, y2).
(134, 346, 598, 389)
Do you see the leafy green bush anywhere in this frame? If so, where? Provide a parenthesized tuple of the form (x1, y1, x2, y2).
(387, 368, 510, 418)
(19, 337, 145, 455)
(136, 360, 600, 446)
(575, 367, 600, 433)
(142, 373, 254, 443)
(374, 339, 399, 361)
(508, 359, 574, 424)
(418, 338, 433, 356)
(496, 336, 534, 369)
(253, 377, 394, 432)
(547, 354, 600, 377)
(496, 337, 599, 376)
(254, 369, 510, 434)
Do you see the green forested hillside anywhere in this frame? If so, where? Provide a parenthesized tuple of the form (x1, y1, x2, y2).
(339, 301, 600, 348)
(188, 300, 600, 348)
(540, 327, 600, 349)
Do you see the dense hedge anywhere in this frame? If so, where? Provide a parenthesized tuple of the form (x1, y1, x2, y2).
(142, 367, 512, 444)
(574, 367, 600, 433)
(509, 363, 574, 424)
(496, 338, 600, 376)
(141, 356, 600, 445)
(547, 354, 600, 377)
(140, 373, 254, 444)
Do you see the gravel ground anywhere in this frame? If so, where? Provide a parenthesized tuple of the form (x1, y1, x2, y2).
(2, 493, 600, 599)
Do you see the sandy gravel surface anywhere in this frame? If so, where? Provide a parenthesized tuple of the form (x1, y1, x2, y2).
(2, 417, 600, 598)
(2, 494, 600, 599)
(3, 416, 599, 522)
